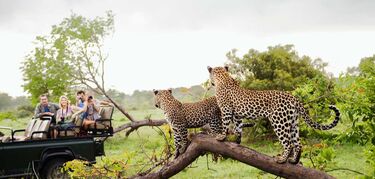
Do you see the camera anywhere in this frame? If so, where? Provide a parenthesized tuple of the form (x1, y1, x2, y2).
(60, 116, 65, 122)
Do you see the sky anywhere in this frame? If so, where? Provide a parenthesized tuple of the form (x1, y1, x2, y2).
(1, 0, 375, 97)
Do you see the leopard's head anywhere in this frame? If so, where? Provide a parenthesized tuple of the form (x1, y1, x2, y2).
(207, 66, 229, 87)
(153, 89, 173, 109)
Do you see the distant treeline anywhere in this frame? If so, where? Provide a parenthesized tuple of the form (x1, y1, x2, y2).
(103, 85, 214, 110)
(0, 85, 211, 119)
(0, 93, 30, 112)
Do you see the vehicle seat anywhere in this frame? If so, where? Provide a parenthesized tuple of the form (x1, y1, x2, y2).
(31, 119, 51, 140)
(1, 136, 10, 143)
(87, 105, 114, 134)
(2, 119, 37, 142)
(56, 115, 83, 137)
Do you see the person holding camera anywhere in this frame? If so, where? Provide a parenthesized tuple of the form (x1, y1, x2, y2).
(72, 94, 103, 130)
(82, 95, 101, 129)
(54, 96, 80, 138)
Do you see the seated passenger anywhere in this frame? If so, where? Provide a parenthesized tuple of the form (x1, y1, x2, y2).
(73, 95, 101, 130)
(76, 90, 86, 109)
(75, 90, 111, 108)
(34, 94, 60, 124)
(54, 96, 80, 138)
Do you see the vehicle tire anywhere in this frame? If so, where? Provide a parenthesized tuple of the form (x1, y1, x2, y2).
(41, 158, 69, 179)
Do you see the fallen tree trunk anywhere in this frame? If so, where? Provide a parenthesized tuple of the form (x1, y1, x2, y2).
(113, 119, 168, 136)
(134, 134, 334, 179)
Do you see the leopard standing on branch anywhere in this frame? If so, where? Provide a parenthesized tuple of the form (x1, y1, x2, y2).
(153, 89, 223, 158)
(207, 66, 340, 164)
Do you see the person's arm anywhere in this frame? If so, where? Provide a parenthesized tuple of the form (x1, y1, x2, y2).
(71, 105, 81, 113)
(34, 104, 54, 118)
(45, 103, 59, 116)
(65, 106, 78, 120)
(93, 99, 101, 112)
(99, 99, 113, 106)
(34, 104, 42, 118)
(99, 100, 110, 105)
(71, 101, 88, 119)
(56, 109, 62, 122)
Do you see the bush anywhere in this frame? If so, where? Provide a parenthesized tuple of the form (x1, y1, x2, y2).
(292, 74, 338, 139)
(0, 111, 15, 120)
(302, 142, 337, 171)
(334, 56, 375, 145)
(17, 104, 34, 113)
(15, 110, 33, 118)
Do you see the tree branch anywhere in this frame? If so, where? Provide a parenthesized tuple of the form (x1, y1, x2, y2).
(325, 167, 365, 175)
(113, 119, 168, 135)
(133, 134, 335, 179)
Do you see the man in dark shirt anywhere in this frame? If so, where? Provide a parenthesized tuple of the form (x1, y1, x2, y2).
(34, 94, 60, 123)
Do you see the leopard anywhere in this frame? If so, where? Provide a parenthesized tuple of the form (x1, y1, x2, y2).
(207, 66, 340, 164)
(153, 89, 223, 158)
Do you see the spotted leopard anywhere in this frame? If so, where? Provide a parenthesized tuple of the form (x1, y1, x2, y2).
(153, 89, 223, 158)
(207, 66, 340, 164)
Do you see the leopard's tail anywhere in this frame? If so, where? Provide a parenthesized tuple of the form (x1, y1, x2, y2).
(300, 105, 340, 130)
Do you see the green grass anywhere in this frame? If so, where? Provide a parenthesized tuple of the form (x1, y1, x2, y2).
(0, 118, 29, 136)
(102, 126, 368, 178)
(0, 109, 370, 178)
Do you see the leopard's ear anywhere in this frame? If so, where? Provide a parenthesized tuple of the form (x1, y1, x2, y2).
(207, 66, 213, 73)
(153, 89, 158, 95)
(168, 88, 172, 94)
(224, 66, 229, 72)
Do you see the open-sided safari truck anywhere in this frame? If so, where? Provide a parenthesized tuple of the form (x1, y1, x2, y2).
(0, 105, 114, 179)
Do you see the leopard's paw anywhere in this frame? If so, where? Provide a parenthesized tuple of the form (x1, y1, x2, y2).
(275, 155, 287, 164)
(215, 134, 226, 141)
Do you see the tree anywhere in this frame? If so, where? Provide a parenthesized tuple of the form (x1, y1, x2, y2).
(225, 45, 329, 91)
(0, 92, 13, 111)
(21, 11, 167, 134)
(335, 55, 375, 145)
(358, 55, 375, 121)
(21, 36, 76, 104)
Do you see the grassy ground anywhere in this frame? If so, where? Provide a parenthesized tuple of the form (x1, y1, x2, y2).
(104, 127, 368, 178)
(0, 109, 370, 178)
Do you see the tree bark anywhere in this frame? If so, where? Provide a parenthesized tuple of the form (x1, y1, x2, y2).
(134, 134, 334, 179)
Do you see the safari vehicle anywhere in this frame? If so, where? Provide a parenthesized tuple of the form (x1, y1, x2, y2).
(0, 105, 114, 179)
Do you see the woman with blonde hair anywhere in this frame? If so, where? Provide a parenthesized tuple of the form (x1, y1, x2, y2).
(54, 96, 80, 138)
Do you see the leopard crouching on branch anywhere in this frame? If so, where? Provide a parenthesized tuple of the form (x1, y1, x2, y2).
(153, 89, 223, 158)
(207, 66, 340, 164)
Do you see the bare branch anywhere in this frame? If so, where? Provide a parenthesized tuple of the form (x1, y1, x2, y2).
(325, 168, 365, 175)
(113, 119, 167, 134)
